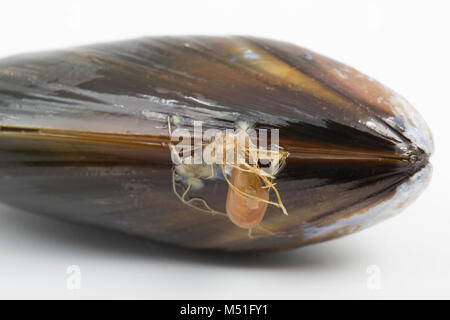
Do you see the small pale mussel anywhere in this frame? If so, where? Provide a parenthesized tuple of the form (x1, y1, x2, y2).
(0, 36, 433, 251)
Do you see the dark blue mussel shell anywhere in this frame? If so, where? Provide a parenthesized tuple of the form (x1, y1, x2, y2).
(0, 37, 433, 251)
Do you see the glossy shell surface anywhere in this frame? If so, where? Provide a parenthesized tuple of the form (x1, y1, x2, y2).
(0, 36, 433, 251)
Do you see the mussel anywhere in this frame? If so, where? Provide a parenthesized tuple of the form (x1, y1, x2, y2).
(0, 36, 433, 251)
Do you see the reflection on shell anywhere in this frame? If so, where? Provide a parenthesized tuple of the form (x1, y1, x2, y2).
(0, 36, 433, 251)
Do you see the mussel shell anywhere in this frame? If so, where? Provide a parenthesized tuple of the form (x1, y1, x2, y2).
(0, 36, 433, 251)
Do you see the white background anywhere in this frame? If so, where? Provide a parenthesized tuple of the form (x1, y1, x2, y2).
(0, 0, 449, 299)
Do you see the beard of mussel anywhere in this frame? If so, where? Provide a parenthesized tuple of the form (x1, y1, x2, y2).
(169, 118, 288, 235)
